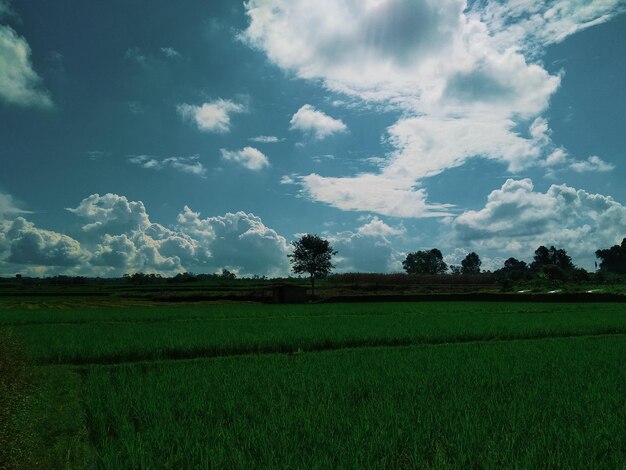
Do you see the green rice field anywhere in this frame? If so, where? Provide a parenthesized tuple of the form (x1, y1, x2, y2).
(1, 300, 625, 468)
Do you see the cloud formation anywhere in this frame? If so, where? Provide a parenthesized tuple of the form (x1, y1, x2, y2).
(249, 135, 282, 143)
(177, 99, 246, 133)
(243, 0, 622, 217)
(328, 217, 405, 273)
(5, 217, 87, 267)
(289, 104, 348, 140)
(220, 147, 269, 170)
(0, 193, 30, 215)
(160, 46, 180, 58)
(0, 24, 52, 108)
(453, 178, 626, 267)
(128, 155, 207, 177)
(570, 155, 615, 173)
(0, 193, 291, 277)
(177, 207, 290, 276)
(68, 193, 151, 237)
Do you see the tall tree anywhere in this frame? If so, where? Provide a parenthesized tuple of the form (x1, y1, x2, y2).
(530, 246, 574, 271)
(461, 252, 481, 274)
(288, 234, 337, 296)
(595, 238, 626, 274)
(503, 257, 528, 272)
(402, 249, 447, 275)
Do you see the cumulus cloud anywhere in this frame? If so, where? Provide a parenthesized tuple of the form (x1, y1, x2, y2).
(5, 217, 88, 266)
(289, 104, 348, 139)
(357, 216, 405, 238)
(90, 227, 195, 275)
(570, 155, 615, 173)
(328, 217, 406, 273)
(176, 206, 290, 276)
(127, 155, 207, 177)
(0, 193, 289, 277)
(177, 99, 246, 133)
(243, 0, 622, 218)
(0, 24, 52, 108)
(67, 193, 151, 236)
(220, 147, 269, 170)
(0, 192, 292, 276)
(453, 178, 626, 268)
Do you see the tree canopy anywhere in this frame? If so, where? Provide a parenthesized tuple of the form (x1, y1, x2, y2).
(503, 257, 528, 272)
(530, 246, 574, 271)
(288, 234, 337, 295)
(461, 252, 481, 274)
(402, 249, 447, 275)
(595, 238, 626, 274)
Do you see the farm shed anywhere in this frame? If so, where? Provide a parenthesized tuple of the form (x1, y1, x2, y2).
(272, 284, 307, 304)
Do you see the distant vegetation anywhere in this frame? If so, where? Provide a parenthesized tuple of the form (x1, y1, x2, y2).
(5, 238, 625, 284)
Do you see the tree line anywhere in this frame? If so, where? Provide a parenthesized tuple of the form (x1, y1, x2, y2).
(288, 235, 626, 291)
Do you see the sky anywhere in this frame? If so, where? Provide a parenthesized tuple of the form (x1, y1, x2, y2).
(0, 0, 625, 277)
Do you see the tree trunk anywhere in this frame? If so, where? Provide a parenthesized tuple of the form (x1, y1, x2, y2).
(310, 275, 315, 298)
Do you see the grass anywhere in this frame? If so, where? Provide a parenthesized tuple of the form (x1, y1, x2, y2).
(83, 336, 625, 468)
(4, 302, 625, 365)
(0, 332, 86, 469)
(1, 300, 624, 468)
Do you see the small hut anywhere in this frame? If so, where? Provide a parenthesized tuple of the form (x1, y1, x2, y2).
(272, 284, 308, 304)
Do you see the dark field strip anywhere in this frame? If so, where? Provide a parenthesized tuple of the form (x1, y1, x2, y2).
(0, 300, 623, 325)
(48, 330, 626, 367)
(83, 335, 626, 469)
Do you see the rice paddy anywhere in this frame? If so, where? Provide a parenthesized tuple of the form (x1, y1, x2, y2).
(1, 300, 624, 468)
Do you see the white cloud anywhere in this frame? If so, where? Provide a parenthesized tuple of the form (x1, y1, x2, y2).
(478, 0, 626, 53)
(249, 135, 282, 143)
(220, 147, 269, 170)
(4, 217, 88, 267)
(0, 25, 52, 108)
(356, 216, 405, 239)
(289, 104, 348, 139)
(176, 207, 290, 276)
(160, 46, 180, 58)
(300, 173, 453, 218)
(546, 148, 568, 166)
(177, 99, 246, 133)
(0, 192, 30, 215)
(0, 193, 293, 277)
(90, 226, 196, 275)
(127, 155, 207, 177)
(243, 0, 622, 218)
(67, 193, 151, 236)
(570, 155, 615, 173)
(453, 178, 626, 268)
(327, 218, 406, 273)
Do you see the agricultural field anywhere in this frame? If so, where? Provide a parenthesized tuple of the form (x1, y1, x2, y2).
(1, 299, 625, 468)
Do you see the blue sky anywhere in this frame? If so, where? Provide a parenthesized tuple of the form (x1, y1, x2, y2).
(0, 0, 625, 277)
